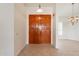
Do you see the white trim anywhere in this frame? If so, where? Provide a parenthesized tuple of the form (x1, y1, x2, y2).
(51, 14, 53, 44)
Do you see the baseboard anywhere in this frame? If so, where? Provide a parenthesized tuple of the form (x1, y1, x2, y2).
(15, 44, 26, 56)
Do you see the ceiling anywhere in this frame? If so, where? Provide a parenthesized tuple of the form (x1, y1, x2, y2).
(23, 3, 79, 16)
(24, 3, 55, 7)
(56, 3, 79, 16)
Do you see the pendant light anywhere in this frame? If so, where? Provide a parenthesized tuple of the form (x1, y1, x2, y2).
(36, 4, 43, 12)
(68, 3, 79, 25)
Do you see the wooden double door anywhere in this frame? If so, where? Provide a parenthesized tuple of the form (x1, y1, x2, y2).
(29, 15, 51, 44)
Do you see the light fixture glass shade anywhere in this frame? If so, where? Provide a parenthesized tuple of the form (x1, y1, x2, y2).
(36, 8, 43, 12)
(68, 16, 79, 25)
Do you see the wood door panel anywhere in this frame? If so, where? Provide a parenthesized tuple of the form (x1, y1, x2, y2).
(29, 15, 51, 44)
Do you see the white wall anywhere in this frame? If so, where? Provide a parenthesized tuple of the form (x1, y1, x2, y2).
(0, 3, 14, 56)
(14, 4, 26, 55)
(56, 3, 79, 41)
(61, 16, 79, 41)
(24, 3, 55, 44)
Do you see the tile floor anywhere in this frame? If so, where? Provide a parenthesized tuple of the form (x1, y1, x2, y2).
(18, 39, 79, 56)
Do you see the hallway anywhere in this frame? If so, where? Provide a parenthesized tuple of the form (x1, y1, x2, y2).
(18, 44, 58, 56)
(14, 3, 79, 56)
(18, 39, 79, 56)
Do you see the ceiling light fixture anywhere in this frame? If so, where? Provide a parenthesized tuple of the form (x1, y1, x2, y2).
(36, 4, 43, 12)
(68, 3, 79, 25)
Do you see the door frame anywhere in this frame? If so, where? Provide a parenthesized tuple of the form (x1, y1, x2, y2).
(29, 15, 51, 44)
(26, 14, 55, 46)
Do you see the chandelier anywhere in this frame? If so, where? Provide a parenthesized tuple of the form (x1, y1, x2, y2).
(68, 3, 79, 25)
